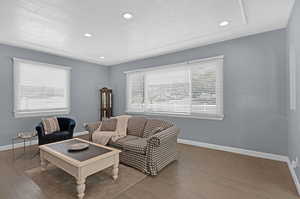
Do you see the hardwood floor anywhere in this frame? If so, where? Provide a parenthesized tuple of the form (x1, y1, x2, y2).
(0, 135, 299, 199)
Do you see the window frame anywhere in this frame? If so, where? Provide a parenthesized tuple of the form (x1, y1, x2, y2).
(125, 55, 224, 120)
(13, 58, 71, 118)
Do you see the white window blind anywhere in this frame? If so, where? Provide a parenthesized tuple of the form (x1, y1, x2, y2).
(13, 58, 71, 118)
(126, 56, 224, 120)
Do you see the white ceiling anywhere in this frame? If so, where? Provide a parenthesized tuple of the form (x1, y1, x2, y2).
(0, 0, 295, 66)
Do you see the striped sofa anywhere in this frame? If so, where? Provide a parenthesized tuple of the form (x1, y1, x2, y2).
(84, 116, 180, 176)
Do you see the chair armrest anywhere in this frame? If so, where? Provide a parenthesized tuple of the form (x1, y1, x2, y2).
(57, 117, 76, 132)
(67, 119, 76, 136)
(36, 123, 45, 137)
(84, 121, 102, 134)
(147, 126, 180, 147)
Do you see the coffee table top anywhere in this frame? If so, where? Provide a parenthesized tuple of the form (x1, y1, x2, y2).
(39, 138, 120, 166)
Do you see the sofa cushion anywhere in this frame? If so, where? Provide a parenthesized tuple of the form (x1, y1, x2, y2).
(108, 135, 139, 149)
(100, 118, 117, 131)
(143, 119, 174, 138)
(127, 117, 147, 137)
(123, 138, 147, 155)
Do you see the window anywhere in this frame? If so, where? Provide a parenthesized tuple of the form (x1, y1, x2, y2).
(13, 58, 71, 118)
(126, 56, 224, 120)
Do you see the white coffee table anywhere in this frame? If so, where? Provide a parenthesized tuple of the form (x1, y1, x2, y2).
(39, 138, 121, 199)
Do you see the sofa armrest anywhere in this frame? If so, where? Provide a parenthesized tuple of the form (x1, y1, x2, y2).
(84, 121, 102, 134)
(146, 126, 180, 175)
(147, 126, 180, 147)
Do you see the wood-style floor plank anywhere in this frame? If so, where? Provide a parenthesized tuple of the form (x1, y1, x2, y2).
(0, 135, 298, 199)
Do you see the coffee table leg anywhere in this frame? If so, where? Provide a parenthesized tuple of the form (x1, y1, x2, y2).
(40, 150, 48, 171)
(112, 155, 119, 180)
(76, 178, 86, 199)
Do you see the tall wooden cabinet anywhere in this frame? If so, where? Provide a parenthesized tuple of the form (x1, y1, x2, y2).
(100, 87, 113, 120)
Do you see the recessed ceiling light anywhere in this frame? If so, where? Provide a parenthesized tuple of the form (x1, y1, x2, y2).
(122, 12, 133, 20)
(84, 33, 92, 37)
(219, 21, 230, 27)
(99, 56, 105, 59)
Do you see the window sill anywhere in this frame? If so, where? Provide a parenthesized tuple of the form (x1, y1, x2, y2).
(125, 111, 224, 121)
(14, 110, 70, 118)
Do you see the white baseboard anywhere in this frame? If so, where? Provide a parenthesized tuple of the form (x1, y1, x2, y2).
(74, 131, 89, 137)
(0, 131, 89, 152)
(177, 138, 300, 196)
(0, 139, 39, 151)
(287, 159, 300, 196)
(177, 138, 288, 162)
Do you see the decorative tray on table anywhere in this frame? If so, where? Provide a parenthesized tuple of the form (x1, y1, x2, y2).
(68, 143, 89, 152)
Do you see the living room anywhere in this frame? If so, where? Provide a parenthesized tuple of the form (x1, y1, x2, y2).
(0, 0, 299, 199)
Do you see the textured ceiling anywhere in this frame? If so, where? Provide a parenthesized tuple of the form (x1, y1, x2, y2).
(0, 0, 295, 65)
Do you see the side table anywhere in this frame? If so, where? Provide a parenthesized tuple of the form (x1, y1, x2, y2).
(12, 132, 37, 159)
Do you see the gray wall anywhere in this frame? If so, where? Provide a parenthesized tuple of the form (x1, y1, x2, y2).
(0, 28, 289, 156)
(0, 44, 109, 146)
(109, 29, 288, 155)
(288, 0, 300, 185)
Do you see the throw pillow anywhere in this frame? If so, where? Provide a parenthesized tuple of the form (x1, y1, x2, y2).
(127, 117, 147, 137)
(42, 117, 60, 135)
(100, 118, 117, 131)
